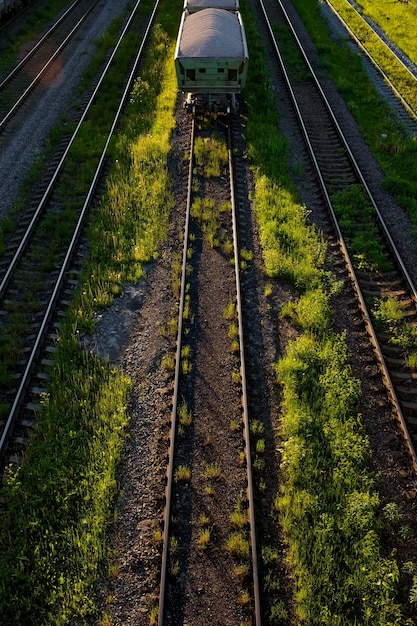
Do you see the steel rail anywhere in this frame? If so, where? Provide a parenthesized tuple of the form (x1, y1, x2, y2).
(0, 0, 84, 90)
(0, 0, 160, 458)
(259, 0, 417, 472)
(157, 112, 195, 626)
(0, 0, 98, 130)
(323, 0, 417, 122)
(228, 120, 262, 625)
(268, 0, 417, 303)
(0, 0, 147, 299)
(158, 114, 262, 624)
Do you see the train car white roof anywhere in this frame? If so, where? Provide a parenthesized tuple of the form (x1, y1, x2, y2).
(177, 9, 246, 59)
(183, 0, 239, 11)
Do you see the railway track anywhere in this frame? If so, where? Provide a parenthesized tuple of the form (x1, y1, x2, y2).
(0, 0, 99, 131)
(0, 0, 160, 469)
(259, 0, 417, 475)
(323, 0, 417, 127)
(157, 110, 261, 625)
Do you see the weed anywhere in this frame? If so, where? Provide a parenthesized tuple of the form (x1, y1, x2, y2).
(178, 401, 192, 427)
(230, 418, 241, 432)
(199, 513, 210, 526)
(228, 321, 239, 340)
(383, 502, 403, 528)
(400, 525, 412, 541)
(230, 338, 240, 353)
(201, 462, 221, 481)
(223, 302, 236, 320)
(181, 359, 192, 375)
(169, 536, 178, 555)
(169, 559, 180, 578)
(258, 478, 267, 493)
(250, 420, 264, 436)
(225, 532, 250, 559)
(230, 500, 247, 528)
(149, 606, 158, 626)
(197, 527, 211, 550)
(153, 529, 164, 543)
(223, 239, 234, 256)
(175, 465, 191, 482)
(194, 135, 228, 177)
(108, 562, 119, 579)
(238, 590, 251, 606)
(204, 484, 215, 496)
(234, 563, 249, 582)
(410, 577, 417, 605)
(403, 562, 417, 576)
(168, 317, 178, 335)
(253, 457, 264, 473)
(181, 344, 191, 359)
(161, 354, 175, 371)
(406, 353, 417, 370)
(183, 294, 191, 321)
(240, 248, 253, 263)
(270, 601, 289, 622)
(373, 296, 405, 326)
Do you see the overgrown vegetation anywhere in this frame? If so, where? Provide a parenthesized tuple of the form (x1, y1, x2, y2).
(0, 0, 181, 623)
(191, 132, 231, 248)
(0, 6, 154, 420)
(372, 294, 417, 369)
(1, 0, 416, 621)
(293, 0, 417, 234)
(331, 184, 392, 272)
(327, 0, 417, 113)
(240, 0, 411, 622)
(356, 0, 417, 66)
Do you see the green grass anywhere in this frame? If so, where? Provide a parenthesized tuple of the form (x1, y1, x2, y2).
(194, 135, 228, 177)
(0, 5, 147, 410)
(327, 0, 417, 113)
(196, 527, 211, 550)
(293, 0, 417, 232)
(358, 0, 417, 65)
(240, 0, 409, 621)
(201, 462, 222, 481)
(1, 0, 415, 622)
(175, 465, 191, 482)
(0, 0, 182, 623)
(230, 500, 247, 529)
(225, 531, 250, 560)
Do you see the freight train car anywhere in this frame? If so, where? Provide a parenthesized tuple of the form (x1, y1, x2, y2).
(174, 6, 248, 112)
